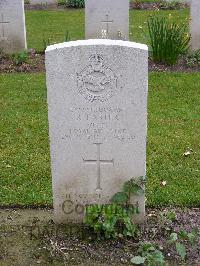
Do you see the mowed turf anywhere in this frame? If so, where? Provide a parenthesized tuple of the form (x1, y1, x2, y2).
(0, 73, 199, 207)
(25, 8, 189, 51)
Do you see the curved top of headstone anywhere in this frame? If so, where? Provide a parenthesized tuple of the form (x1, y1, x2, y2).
(45, 39, 148, 53)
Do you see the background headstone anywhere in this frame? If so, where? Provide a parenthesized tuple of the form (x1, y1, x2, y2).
(85, 0, 129, 40)
(29, 0, 57, 4)
(46, 39, 148, 224)
(190, 0, 200, 50)
(0, 0, 27, 54)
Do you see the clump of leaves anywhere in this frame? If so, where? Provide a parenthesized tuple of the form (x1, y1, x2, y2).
(66, 0, 85, 8)
(168, 228, 199, 261)
(13, 51, 28, 65)
(165, 210, 176, 222)
(158, 210, 177, 226)
(148, 16, 190, 65)
(186, 50, 200, 68)
(84, 177, 145, 239)
(131, 242, 165, 266)
(58, 0, 67, 6)
(84, 203, 138, 239)
(111, 177, 145, 205)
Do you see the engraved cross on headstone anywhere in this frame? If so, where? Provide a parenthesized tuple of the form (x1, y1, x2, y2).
(0, 14, 10, 39)
(101, 14, 113, 34)
(83, 143, 114, 191)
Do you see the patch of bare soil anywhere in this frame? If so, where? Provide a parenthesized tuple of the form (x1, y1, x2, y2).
(0, 207, 199, 265)
(0, 51, 45, 73)
(130, 2, 188, 10)
(149, 58, 200, 73)
(0, 52, 199, 74)
(25, 3, 64, 10)
(24, 2, 188, 11)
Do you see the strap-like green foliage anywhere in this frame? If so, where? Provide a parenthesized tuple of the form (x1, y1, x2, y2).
(148, 16, 190, 65)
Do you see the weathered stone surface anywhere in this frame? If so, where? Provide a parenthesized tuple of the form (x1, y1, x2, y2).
(0, 0, 27, 53)
(190, 0, 200, 50)
(46, 39, 148, 224)
(85, 0, 129, 40)
(29, 0, 57, 4)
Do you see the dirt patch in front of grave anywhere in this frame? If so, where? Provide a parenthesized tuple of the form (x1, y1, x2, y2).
(148, 57, 200, 73)
(0, 51, 200, 74)
(24, 2, 189, 11)
(0, 207, 200, 265)
(25, 3, 63, 11)
(129, 2, 188, 10)
(0, 51, 45, 73)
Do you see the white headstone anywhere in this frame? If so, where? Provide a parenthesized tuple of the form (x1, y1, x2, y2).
(46, 39, 148, 224)
(85, 0, 129, 40)
(190, 0, 200, 50)
(0, 0, 27, 53)
(30, 0, 57, 4)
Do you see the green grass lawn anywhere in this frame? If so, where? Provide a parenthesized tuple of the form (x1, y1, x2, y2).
(0, 73, 199, 207)
(25, 9, 189, 51)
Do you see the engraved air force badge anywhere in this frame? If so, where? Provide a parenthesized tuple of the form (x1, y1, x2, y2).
(77, 54, 117, 102)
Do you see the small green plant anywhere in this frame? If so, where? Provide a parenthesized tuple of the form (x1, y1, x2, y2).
(84, 203, 138, 239)
(66, 0, 85, 8)
(24, 0, 30, 4)
(166, 210, 176, 222)
(131, 242, 165, 266)
(84, 177, 144, 239)
(13, 51, 28, 65)
(111, 177, 145, 205)
(147, 16, 190, 65)
(168, 228, 199, 261)
(186, 50, 200, 68)
(58, 0, 67, 6)
(158, 210, 177, 225)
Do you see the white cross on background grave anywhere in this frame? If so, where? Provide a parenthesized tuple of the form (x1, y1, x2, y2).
(101, 14, 113, 34)
(0, 13, 10, 39)
(83, 143, 114, 191)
